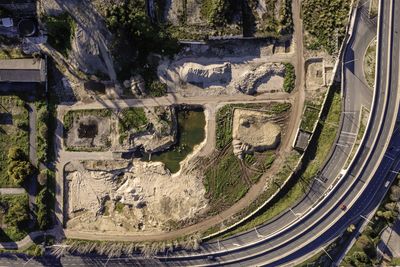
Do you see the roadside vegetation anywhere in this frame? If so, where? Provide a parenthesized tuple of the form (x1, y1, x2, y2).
(343, 174, 400, 266)
(283, 63, 296, 93)
(364, 39, 377, 89)
(369, 0, 379, 18)
(43, 13, 76, 57)
(0, 194, 30, 242)
(212, 84, 341, 238)
(205, 103, 290, 215)
(105, 0, 179, 95)
(300, 104, 321, 132)
(0, 96, 30, 187)
(302, 0, 351, 53)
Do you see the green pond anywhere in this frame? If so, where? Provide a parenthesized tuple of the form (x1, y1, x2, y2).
(144, 108, 206, 173)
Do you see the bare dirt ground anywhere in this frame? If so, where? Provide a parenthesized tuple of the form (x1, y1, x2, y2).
(65, 113, 112, 151)
(65, 159, 208, 233)
(232, 109, 281, 157)
(158, 40, 293, 97)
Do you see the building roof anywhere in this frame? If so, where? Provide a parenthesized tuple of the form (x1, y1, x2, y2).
(295, 130, 311, 151)
(0, 58, 46, 83)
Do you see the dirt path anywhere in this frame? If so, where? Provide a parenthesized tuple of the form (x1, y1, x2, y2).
(52, 0, 117, 82)
(51, 2, 306, 241)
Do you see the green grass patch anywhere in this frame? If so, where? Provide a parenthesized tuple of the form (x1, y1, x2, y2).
(204, 151, 249, 213)
(115, 202, 125, 213)
(0, 194, 31, 242)
(283, 63, 295, 93)
(300, 104, 321, 132)
(0, 96, 29, 187)
(0, 48, 26, 59)
(44, 13, 76, 57)
(302, 0, 351, 53)
(118, 107, 148, 144)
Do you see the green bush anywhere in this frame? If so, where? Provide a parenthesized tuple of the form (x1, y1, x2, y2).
(35, 188, 52, 230)
(7, 148, 34, 185)
(283, 63, 295, 93)
(4, 198, 29, 229)
(302, 0, 350, 53)
(105, 0, 179, 84)
(44, 13, 76, 56)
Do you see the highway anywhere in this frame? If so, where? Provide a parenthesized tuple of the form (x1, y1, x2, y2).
(0, 0, 397, 266)
(151, 0, 400, 265)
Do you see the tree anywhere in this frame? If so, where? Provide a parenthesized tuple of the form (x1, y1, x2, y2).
(389, 185, 400, 202)
(7, 147, 34, 185)
(35, 188, 51, 230)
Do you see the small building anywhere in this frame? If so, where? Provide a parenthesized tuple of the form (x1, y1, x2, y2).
(294, 130, 311, 151)
(0, 58, 46, 91)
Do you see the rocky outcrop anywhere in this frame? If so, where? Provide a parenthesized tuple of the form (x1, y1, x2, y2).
(234, 63, 285, 94)
(232, 109, 281, 158)
(178, 62, 232, 88)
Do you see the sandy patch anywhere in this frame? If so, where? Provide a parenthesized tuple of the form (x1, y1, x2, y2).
(232, 109, 281, 157)
(65, 159, 208, 232)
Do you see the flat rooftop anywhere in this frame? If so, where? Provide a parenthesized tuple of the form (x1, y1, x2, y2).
(0, 58, 46, 83)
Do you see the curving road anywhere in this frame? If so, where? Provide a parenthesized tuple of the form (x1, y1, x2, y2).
(150, 0, 400, 265)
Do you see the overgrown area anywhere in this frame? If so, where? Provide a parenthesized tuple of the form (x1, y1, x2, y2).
(213, 84, 341, 238)
(300, 104, 321, 132)
(283, 63, 296, 93)
(205, 102, 291, 215)
(343, 174, 400, 266)
(105, 0, 179, 95)
(364, 38, 377, 89)
(118, 107, 148, 143)
(0, 96, 30, 187)
(0, 194, 30, 242)
(43, 13, 76, 57)
(302, 0, 351, 53)
(36, 101, 49, 164)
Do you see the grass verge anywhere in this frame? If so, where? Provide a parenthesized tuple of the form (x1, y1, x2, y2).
(364, 38, 377, 89)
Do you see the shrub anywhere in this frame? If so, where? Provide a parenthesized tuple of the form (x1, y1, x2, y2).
(7, 148, 34, 185)
(44, 13, 76, 56)
(35, 188, 52, 230)
(4, 200, 29, 229)
(283, 63, 295, 93)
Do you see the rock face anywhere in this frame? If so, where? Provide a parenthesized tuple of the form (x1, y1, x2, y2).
(232, 109, 281, 158)
(65, 160, 208, 232)
(234, 63, 285, 94)
(120, 106, 177, 153)
(178, 62, 232, 88)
